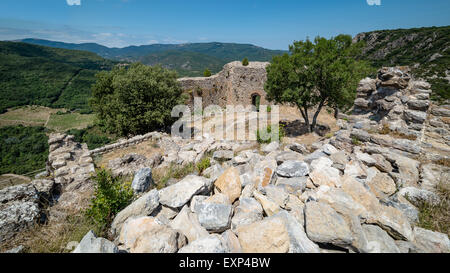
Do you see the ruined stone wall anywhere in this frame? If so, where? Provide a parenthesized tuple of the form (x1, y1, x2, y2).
(178, 61, 270, 108)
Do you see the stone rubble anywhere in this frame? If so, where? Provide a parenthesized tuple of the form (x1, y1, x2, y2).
(1, 66, 449, 254)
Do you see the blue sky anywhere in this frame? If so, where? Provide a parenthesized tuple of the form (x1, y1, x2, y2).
(0, 0, 449, 50)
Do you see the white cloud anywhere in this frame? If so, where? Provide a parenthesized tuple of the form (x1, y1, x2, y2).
(66, 0, 81, 6)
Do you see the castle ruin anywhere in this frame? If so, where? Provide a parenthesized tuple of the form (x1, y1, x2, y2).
(178, 61, 270, 109)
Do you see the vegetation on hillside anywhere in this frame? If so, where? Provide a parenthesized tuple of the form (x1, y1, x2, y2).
(0, 41, 115, 113)
(356, 26, 450, 103)
(66, 125, 115, 150)
(90, 63, 187, 136)
(21, 39, 286, 77)
(85, 169, 134, 233)
(265, 35, 373, 132)
(0, 125, 49, 175)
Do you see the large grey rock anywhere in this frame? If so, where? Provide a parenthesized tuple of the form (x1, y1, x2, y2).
(275, 151, 304, 165)
(276, 161, 309, 178)
(310, 157, 334, 171)
(263, 185, 290, 208)
(309, 166, 341, 188)
(305, 202, 353, 247)
(231, 198, 263, 231)
(213, 150, 234, 161)
(288, 143, 308, 154)
(178, 234, 228, 253)
(316, 186, 367, 219)
(0, 184, 40, 243)
(262, 142, 280, 153)
(408, 99, 430, 111)
(131, 168, 153, 193)
(202, 164, 224, 181)
(350, 129, 371, 142)
(363, 225, 401, 253)
(414, 227, 450, 253)
(221, 230, 242, 253)
(111, 189, 159, 236)
(193, 202, 233, 232)
(159, 175, 211, 208)
(398, 187, 440, 206)
(170, 205, 209, 243)
(73, 230, 118, 253)
(119, 217, 182, 253)
(271, 211, 320, 253)
(404, 110, 427, 124)
(275, 177, 307, 195)
(304, 150, 328, 164)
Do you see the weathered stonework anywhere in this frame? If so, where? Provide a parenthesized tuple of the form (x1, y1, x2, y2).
(178, 61, 270, 108)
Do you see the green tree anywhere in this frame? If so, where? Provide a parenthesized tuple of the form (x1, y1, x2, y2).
(90, 63, 186, 136)
(265, 35, 373, 132)
(242, 57, 249, 66)
(203, 69, 212, 77)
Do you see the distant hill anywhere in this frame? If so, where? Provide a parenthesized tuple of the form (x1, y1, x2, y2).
(0, 41, 115, 113)
(19, 39, 286, 77)
(355, 25, 450, 103)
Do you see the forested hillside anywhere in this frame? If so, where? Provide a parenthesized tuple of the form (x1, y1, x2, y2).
(0, 41, 115, 113)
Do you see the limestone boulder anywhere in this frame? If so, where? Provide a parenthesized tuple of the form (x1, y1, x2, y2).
(309, 166, 341, 188)
(366, 173, 397, 199)
(131, 168, 153, 194)
(193, 202, 233, 232)
(73, 230, 118, 253)
(170, 206, 209, 243)
(119, 217, 182, 253)
(111, 189, 160, 236)
(214, 167, 241, 203)
(253, 191, 280, 216)
(231, 197, 263, 231)
(414, 227, 450, 253)
(178, 234, 228, 253)
(236, 217, 290, 253)
(276, 161, 309, 178)
(363, 225, 401, 253)
(304, 201, 353, 247)
(159, 175, 212, 208)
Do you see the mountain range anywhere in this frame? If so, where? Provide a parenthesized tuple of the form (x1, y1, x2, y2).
(19, 39, 286, 77)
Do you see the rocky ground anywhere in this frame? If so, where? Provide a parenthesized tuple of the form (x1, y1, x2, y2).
(1, 66, 449, 253)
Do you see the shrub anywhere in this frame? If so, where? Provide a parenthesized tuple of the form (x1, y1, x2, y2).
(197, 157, 211, 174)
(203, 69, 212, 77)
(85, 169, 134, 232)
(90, 63, 187, 136)
(256, 125, 285, 144)
(351, 136, 361, 146)
(242, 58, 249, 66)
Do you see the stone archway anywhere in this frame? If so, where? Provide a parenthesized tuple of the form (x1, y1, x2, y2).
(251, 93, 261, 112)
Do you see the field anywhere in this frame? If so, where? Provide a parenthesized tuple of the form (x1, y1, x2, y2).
(46, 112, 95, 132)
(0, 106, 95, 132)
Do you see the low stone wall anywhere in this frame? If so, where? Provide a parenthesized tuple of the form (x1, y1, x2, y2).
(89, 132, 164, 156)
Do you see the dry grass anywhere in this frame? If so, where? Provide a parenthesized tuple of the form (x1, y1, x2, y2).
(0, 215, 101, 253)
(434, 158, 450, 168)
(96, 140, 162, 169)
(378, 124, 417, 141)
(411, 181, 450, 237)
(152, 163, 198, 190)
